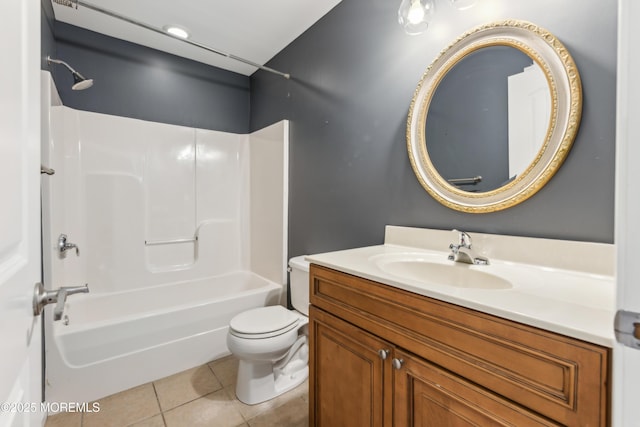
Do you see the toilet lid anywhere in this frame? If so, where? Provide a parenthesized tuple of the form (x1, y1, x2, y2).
(229, 305, 299, 336)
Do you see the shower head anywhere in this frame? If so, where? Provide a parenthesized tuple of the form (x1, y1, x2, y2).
(71, 72, 93, 90)
(47, 56, 93, 91)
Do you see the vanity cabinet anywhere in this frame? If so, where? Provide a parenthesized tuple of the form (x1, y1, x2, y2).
(310, 307, 392, 426)
(309, 264, 610, 427)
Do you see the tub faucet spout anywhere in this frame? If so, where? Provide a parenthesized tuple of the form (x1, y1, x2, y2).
(58, 234, 80, 256)
(448, 230, 489, 265)
(33, 283, 89, 321)
(53, 285, 89, 321)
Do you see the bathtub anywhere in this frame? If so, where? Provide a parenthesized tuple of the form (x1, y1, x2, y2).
(45, 271, 282, 404)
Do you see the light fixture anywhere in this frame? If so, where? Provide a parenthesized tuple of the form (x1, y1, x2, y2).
(398, 0, 477, 35)
(163, 25, 189, 39)
(398, 0, 435, 35)
(450, 0, 477, 10)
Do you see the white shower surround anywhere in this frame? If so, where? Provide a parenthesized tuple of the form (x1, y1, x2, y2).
(41, 73, 289, 403)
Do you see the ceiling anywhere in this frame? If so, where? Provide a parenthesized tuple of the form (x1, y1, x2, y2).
(51, 0, 342, 76)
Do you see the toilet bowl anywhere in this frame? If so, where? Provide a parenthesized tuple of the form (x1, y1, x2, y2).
(226, 256, 310, 405)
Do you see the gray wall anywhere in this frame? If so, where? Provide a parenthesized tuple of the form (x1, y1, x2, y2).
(427, 46, 533, 192)
(41, 0, 618, 259)
(250, 0, 617, 257)
(49, 23, 250, 133)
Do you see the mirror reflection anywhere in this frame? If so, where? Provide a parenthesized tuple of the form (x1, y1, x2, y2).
(425, 46, 550, 193)
(407, 20, 582, 213)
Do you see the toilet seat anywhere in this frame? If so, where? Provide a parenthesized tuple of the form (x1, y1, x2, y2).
(229, 305, 300, 339)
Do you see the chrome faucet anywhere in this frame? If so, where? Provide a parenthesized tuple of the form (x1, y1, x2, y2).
(58, 234, 79, 256)
(448, 229, 489, 265)
(33, 283, 89, 321)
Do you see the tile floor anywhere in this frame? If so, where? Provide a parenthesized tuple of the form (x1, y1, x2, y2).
(44, 356, 309, 427)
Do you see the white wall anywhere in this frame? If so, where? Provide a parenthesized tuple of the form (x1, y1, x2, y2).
(41, 74, 67, 299)
(250, 121, 289, 285)
(42, 78, 288, 295)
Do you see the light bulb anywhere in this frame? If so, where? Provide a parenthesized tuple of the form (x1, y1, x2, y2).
(408, 0, 426, 24)
(398, 0, 435, 35)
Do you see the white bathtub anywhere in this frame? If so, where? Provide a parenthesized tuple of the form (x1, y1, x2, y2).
(45, 271, 282, 403)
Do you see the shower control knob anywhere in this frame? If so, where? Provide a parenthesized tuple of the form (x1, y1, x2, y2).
(392, 358, 404, 370)
(378, 349, 390, 360)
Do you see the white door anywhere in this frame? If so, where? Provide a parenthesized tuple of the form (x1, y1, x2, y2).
(0, 0, 43, 426)
(614, 0, 640, 426)
(507, 64, 550, 179)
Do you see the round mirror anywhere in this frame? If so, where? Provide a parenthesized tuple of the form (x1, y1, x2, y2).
(407, 20, 582, 213)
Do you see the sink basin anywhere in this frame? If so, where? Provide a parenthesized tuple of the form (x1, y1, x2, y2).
(371, 253, 512, 290)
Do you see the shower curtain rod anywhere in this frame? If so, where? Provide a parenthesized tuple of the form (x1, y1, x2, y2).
(68, 0, 291, 79)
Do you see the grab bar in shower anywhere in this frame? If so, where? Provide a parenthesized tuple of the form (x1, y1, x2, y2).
(144, 237, 198, 246)
(447, 176, 482, 186)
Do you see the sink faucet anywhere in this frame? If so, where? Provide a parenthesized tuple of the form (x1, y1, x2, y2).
(448, 230, 489, 265)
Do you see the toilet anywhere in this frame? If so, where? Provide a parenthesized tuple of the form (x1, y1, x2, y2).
(227, 256, 310, 405)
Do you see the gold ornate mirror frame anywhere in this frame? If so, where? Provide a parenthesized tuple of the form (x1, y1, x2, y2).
(407, 20, 582, 213)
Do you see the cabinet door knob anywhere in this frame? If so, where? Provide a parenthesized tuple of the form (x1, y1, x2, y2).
(392, 358, 404, 370)
(378, 349, 390, 360)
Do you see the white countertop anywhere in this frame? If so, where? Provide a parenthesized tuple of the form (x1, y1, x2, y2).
(306, 227, 616, 348)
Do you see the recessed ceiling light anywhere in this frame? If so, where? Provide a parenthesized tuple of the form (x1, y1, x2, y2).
(163, 25, 189, 39)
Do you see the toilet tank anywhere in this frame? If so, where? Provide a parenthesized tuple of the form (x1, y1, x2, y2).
(289, 255, 310, 316)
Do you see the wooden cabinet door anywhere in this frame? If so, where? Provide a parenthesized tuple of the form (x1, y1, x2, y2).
(393, 349, 560, 427)
(309, 306, 393, 427)
(311, 264, 609, 426)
